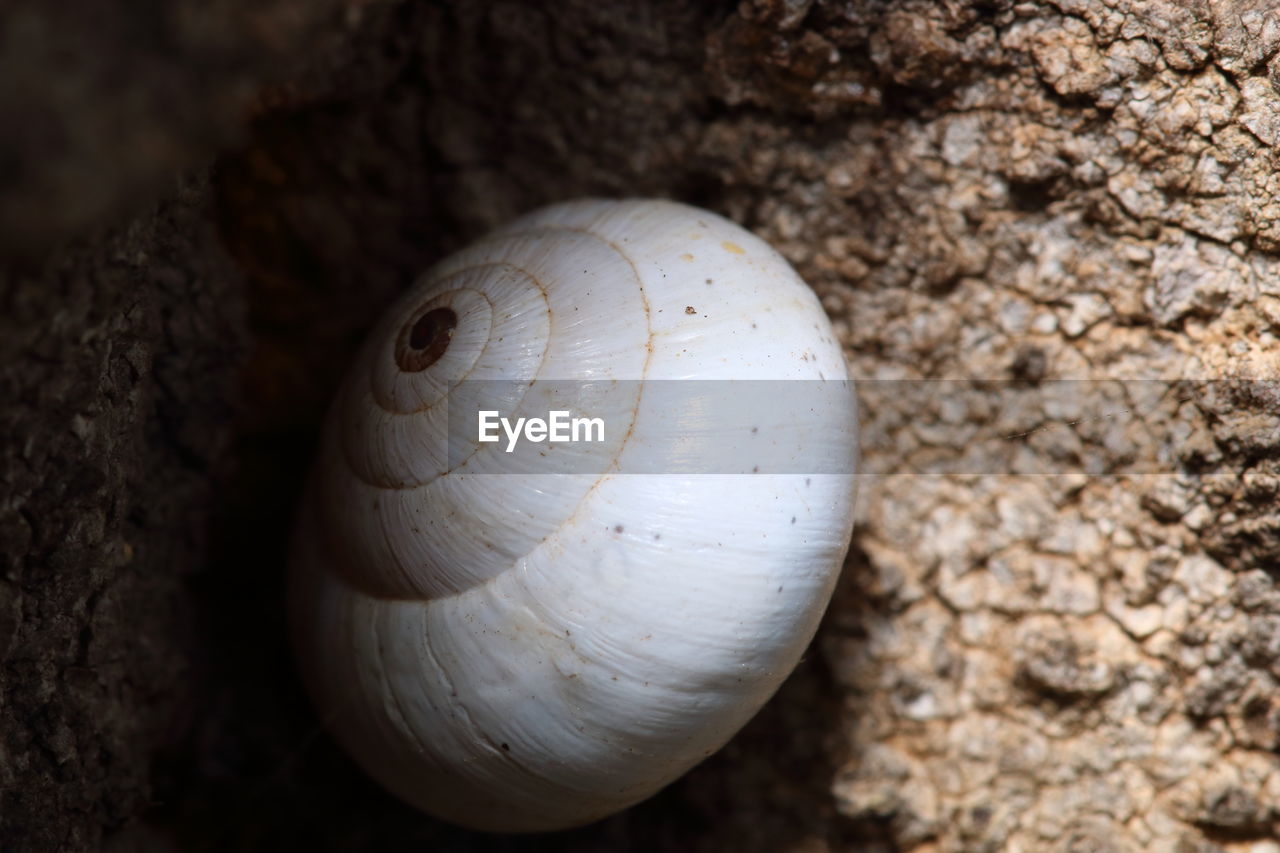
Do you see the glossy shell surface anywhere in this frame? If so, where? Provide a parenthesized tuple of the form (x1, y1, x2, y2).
(290, 199, 858, 832)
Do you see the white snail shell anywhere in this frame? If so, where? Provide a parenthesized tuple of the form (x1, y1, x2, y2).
(289, 198, 858, 832)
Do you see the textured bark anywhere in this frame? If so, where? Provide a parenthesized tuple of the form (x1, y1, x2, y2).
(0, 182, 243, 851)
(0, 1, 337, 849)
(2, 0, 1279, 851)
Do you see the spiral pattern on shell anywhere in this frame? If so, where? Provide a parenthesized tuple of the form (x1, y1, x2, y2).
(290, 199, 858, 832)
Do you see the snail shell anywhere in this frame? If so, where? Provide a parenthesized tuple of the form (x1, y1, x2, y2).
(289, 199, 858, 832)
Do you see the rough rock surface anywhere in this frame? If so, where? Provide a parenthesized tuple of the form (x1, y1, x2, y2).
(0, 182, 244, 850)
(0, 0, 336, 849)
(2, 0, 1278, 851)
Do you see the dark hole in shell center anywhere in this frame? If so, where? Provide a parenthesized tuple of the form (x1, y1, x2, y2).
(396, 307, 458, 372)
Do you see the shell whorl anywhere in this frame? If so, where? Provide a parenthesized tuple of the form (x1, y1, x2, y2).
(291, 199, 858, 832)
